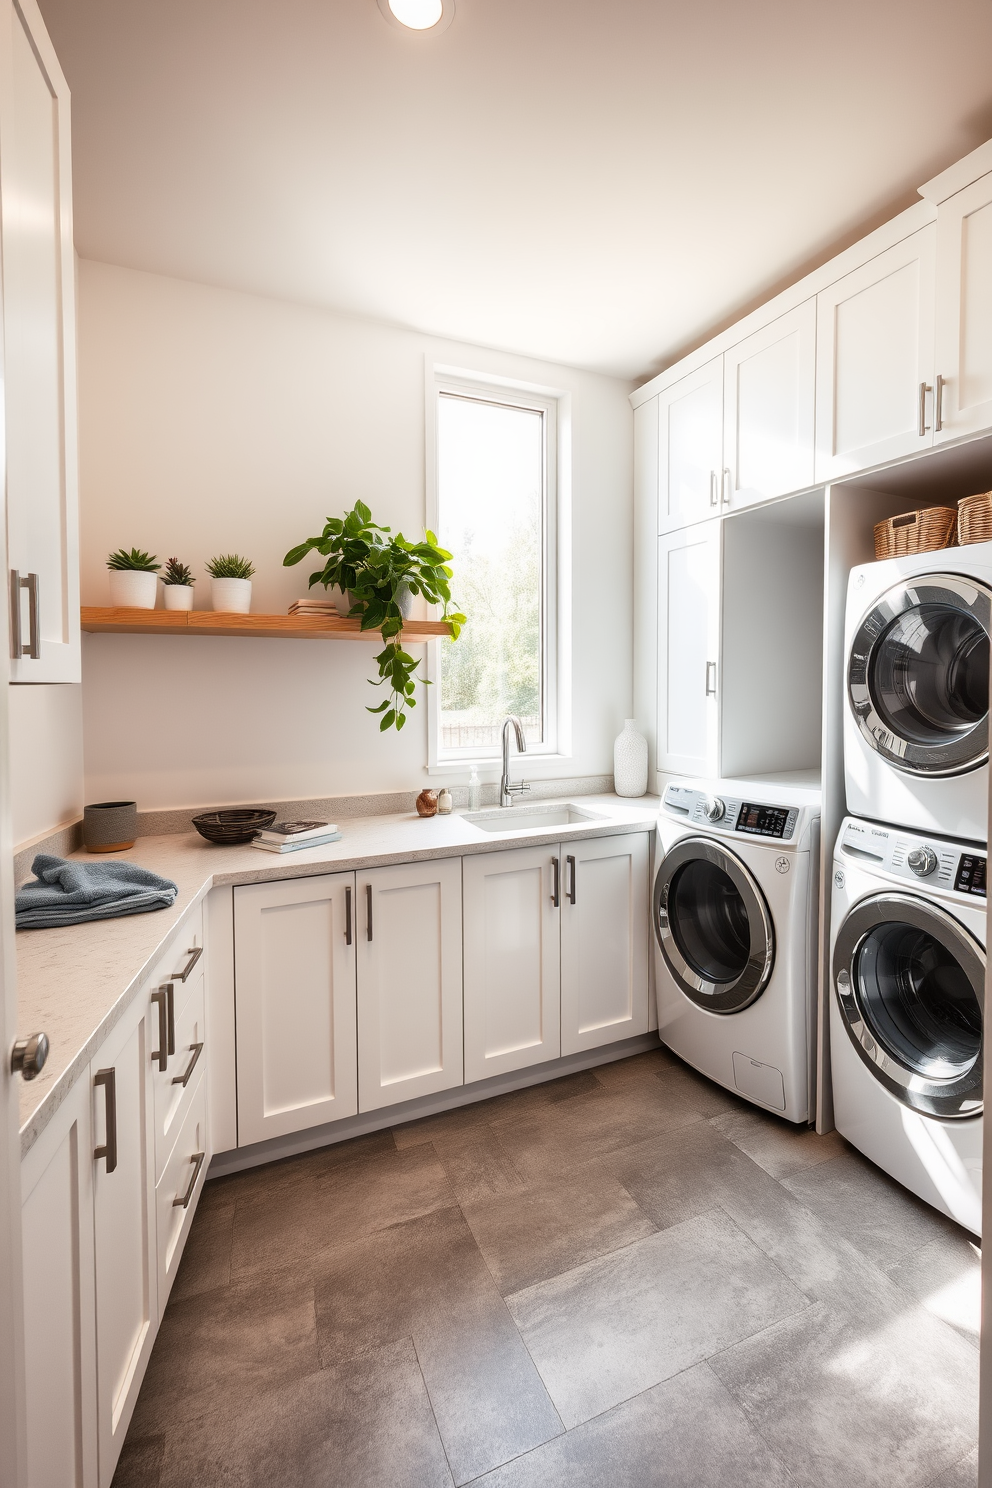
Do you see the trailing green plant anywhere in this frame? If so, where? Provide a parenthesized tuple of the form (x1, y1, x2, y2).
(206, 553, 255, 580)
(162, 557, 194, 586)
(106, 547, 159, 572)
(284, 500, 466, 732)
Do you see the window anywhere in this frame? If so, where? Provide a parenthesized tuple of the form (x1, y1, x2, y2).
(428, 369, 565, 766)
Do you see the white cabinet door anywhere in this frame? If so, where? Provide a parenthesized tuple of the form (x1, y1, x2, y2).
(658, 357, 723, 532)
(815, 225, 936, 481)
(91, 993, 156, 1488)
(723, 301, 815, 510)
(462, 846, 561, 1083)
(155, 1072, 208, 1311)
(934, 172, 992, 442)
(658, 521, 722, 777)
(21, 1076, 98, 1488)
(0, 0, 79, 681)
(357, 859, 462, 1111)
(560, 833, 650, 1055)
(234, 872, 358, 1146)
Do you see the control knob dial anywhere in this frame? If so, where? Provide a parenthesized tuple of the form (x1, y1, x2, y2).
(702, 795, 726, 823)
(907, 845, 938, 878)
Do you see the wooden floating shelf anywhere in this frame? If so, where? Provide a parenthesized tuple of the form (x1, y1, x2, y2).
(80, 607, 454, 642)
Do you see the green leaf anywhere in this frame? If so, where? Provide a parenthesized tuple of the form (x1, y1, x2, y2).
(379, 708, 396, 731)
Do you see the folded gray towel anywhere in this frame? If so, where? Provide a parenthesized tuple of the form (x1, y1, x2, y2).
(16, 854, 179, 930)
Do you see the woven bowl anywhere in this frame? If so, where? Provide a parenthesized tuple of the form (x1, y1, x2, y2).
(191, 808, 276, 845)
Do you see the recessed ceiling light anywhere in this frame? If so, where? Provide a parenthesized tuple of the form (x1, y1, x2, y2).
(376, 0, 454, 34)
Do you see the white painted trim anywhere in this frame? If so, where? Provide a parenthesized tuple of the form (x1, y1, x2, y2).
(918, 138, 992, 204)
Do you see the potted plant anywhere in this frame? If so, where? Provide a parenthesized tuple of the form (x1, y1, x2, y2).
(161, 557, 196, 611)
(107, 548, 160, 609)
(207, 553, 255, 613)
(284, 500, 465, 732)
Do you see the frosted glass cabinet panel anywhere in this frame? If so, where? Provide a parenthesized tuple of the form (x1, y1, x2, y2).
(658, 357, 724, 532)
(723, 301, 815, 510)
(658, 521, 722, 777)
(934, 172, 992, 442)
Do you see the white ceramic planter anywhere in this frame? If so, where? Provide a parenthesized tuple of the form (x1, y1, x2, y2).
(163, 584, 195, 611)
(109, 569, 158, 609)
(613, 718, 648, 797)
(211, 577, 252, 613)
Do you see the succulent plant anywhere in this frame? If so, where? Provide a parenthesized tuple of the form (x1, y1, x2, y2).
(206, 553, 256, 580)
(106, 547, 160, 572)
(162, 557, 194, 586)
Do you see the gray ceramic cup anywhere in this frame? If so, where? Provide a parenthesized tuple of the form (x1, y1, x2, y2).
(83, 801, 137, 853)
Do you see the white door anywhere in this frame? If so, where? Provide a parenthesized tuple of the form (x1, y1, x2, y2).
(560, 834, 650, 1055)
(934, 171, 992, 442)
(91, 994, 156, 1488)
(723, 301, 816, 510)
(0, 0, 79, 682)
(462, 846, 561, 1083)
(21, 1076, 98, 1488)
(234, 873, 358, 1146)
(658, 357, 723, 533)
(658, 521, 722, 777)
(357, 859, 462, 1111)
(815, 225, 936, 481)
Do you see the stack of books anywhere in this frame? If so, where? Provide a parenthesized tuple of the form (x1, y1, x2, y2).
(288, 597, 346, 618)
(251, 820, 342, 854)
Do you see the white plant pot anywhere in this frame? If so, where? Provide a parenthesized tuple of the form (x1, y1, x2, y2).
(613, 719, 648, 798)
(109, 569, 158, 609)
(211, 577, 252, 613)
(163, 584, 195, 611)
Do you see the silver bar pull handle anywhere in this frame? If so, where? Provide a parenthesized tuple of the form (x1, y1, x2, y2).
(709, 471, 718, 507)
(918, 381, 932, 436)
(172, 1041, 203, 1088)
(705, 661, 718, 696)
(172, 945, 203, 983)
(173, 1151, 205, 1209)
(566, 855, 577, 905)
(366, 883, 373, 942)
(25, 572, 40, 658)
(9, 571, 41, 659)
(150, 989, 169, 1072)
(9, 571, 21, 658)
(94, 1068, 117, 1173)
(935, 374, 945, 432)
(721, 468, 731, 506)
(551, 856, 560, 907)
(345, 885, 353, 945)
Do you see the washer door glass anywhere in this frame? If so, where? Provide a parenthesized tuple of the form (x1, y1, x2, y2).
(654, 837, 774, 1014)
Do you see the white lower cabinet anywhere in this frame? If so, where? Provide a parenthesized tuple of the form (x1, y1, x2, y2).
(560, 834, 650, 1054)
(155, 1073, 208, 1309)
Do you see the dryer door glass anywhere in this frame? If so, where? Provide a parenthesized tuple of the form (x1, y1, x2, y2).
(668, 859, 750, 984)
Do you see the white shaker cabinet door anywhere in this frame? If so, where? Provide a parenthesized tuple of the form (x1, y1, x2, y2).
(658, 357, 723, 533)
(722, 301, 815, 510)
(934, 172, 992, 442)
(234, 872, 358, 1146)
(91, 993, 157, 1488)
(560, 833, 650, 1056)
(0, 0, 80, 681)
(21, 1075, 98, 1488)
(463, 845, 561, 1084)
(658, 521, 722, 778)
(815, 225, 936, 481)
(357, 859, 463, 1111)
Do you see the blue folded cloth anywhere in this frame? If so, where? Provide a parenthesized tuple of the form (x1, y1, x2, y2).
(16, 854, 179, 930)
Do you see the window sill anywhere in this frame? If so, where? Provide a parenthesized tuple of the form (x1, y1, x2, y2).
(426, 754, 574, 779)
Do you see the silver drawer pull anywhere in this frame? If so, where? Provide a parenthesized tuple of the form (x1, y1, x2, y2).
(150, 987, 173, 1072)
(172, 945, 203, 982)
(172, 1041, 203, 1088)
(173, 1151, 205, 1209)
(93, 1069, 117, 1173)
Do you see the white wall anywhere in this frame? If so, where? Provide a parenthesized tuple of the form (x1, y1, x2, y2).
(9, 684, 84, 847)
(77, 261, 634, 809)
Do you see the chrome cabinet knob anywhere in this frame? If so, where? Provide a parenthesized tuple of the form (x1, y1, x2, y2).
(702, 795, 725, 823)
(11, 1032, 49, 1081)
(907, 846, 938, 878)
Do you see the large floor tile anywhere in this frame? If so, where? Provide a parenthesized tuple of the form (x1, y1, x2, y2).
(391, 1071, 602, 1152)
(420, 1123, 526, 1206)
(711, 1298, 979, 1488)
(710, 1106, 847, 1179)
(885, 1234, 981, 1348)
(314, 1205, 562, 1484)
(927, 1445, 979, 1488)
(111, 1433, 164, 1488)
(506, 1207, 809, 1427)
(169, 1201, 234, 1303)
(462, 1160, 656, 1294)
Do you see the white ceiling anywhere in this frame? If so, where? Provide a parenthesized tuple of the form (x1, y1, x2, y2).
(38, 0, 992, 381)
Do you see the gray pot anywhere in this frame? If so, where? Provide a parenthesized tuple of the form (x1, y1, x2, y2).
(83, 800, 137, 853)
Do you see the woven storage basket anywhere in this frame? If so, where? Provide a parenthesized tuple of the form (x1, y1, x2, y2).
(957, 490, 992, 546)
(873, 506, 957, 560)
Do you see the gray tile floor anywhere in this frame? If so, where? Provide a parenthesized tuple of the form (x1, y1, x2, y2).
(113, 1046, 981, 1488)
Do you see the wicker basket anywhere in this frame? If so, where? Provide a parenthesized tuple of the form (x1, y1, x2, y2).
(873, 506, 957, 560)
(957, 490, 992, 546)
(192, 808, 276, 844)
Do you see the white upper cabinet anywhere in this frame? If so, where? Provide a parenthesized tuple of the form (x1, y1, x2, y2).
(723, 301, 816, 510)
(658, 357, 724, 532)
(815, 225, 936, 481)
(0, 0, 79, 681)
(658, 520, 722, 777)
(934, 172, 992, 443)
(560, 833, 649, 1056)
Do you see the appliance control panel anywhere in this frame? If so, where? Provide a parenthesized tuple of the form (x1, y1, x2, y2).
(837, 817, 986, 900)
(663, 785, 799, 841)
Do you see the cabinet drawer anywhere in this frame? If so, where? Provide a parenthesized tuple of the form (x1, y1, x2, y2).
(155, 1073, 208, 1309)
(152, 972, 205, 1182)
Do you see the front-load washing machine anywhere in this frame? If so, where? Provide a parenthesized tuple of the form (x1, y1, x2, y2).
(844, 543, 992, 841)
(653, 777, 820, 1123)
(831, 815, 984, 1234)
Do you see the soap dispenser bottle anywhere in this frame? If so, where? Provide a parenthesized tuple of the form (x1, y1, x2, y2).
(468, 764, 481, 810)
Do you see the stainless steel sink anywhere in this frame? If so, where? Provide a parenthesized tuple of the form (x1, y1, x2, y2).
(462, 803, 607, 834)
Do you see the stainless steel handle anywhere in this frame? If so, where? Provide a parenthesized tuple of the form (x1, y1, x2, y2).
(918, 380, 931, 436)
(705, 660, 717, 696)
(566, 855, 577, 905)
(345, 885, 353, 945)
(721, 468, 731, 506)
(935, 374, 945, 432)
(9, 571, 40, 659)
(709, 471, 718, 507)
(151, 988, 169, 1072)
(171, 945, 203, 983)
(10, 1032, 49, 1081)
(366, 883, 373, 942)
(172, 1041, 203, 1088)
(167, 982, 175, 1056)
(173, 1151, 205, 1209)
(551, 856, 560, 907)
(94, 1069, 117, 1173)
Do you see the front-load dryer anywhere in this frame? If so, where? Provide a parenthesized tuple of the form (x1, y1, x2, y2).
(844, 543, 992, 841)
(653, 777, 820, 1122)
(831, 815, 984, 1234)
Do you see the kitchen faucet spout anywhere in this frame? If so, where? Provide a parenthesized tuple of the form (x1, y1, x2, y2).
(500, 716, 531, 809)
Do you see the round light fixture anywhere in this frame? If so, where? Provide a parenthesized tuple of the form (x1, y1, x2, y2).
(376, 0, 454, 33)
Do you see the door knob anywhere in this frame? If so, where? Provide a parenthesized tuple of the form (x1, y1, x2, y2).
(11, 1032, 49, 1081)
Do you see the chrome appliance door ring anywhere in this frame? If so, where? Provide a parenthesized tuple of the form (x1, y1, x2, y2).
(653, 835, 775, 1014)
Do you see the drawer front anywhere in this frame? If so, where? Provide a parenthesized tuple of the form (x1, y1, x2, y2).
(152, 971, 205, 1182)
(155, 1073, 208, 1309)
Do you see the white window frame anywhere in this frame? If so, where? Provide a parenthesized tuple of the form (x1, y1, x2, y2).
(425, 360, 572, 775)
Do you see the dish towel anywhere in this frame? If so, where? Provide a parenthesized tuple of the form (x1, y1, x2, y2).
(16, 854, 179, 930)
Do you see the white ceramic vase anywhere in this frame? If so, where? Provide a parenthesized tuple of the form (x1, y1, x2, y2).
(613, 719, 648, 797)
(109, 569, 158, 609)
(211, 577, 252, 613)
(162, 584, 194, 611)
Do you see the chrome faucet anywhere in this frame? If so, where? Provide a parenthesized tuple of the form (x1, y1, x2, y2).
(500, 716, 531, 808)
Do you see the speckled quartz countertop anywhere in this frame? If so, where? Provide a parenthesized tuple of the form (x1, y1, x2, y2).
(16, 794, 659, 1155)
